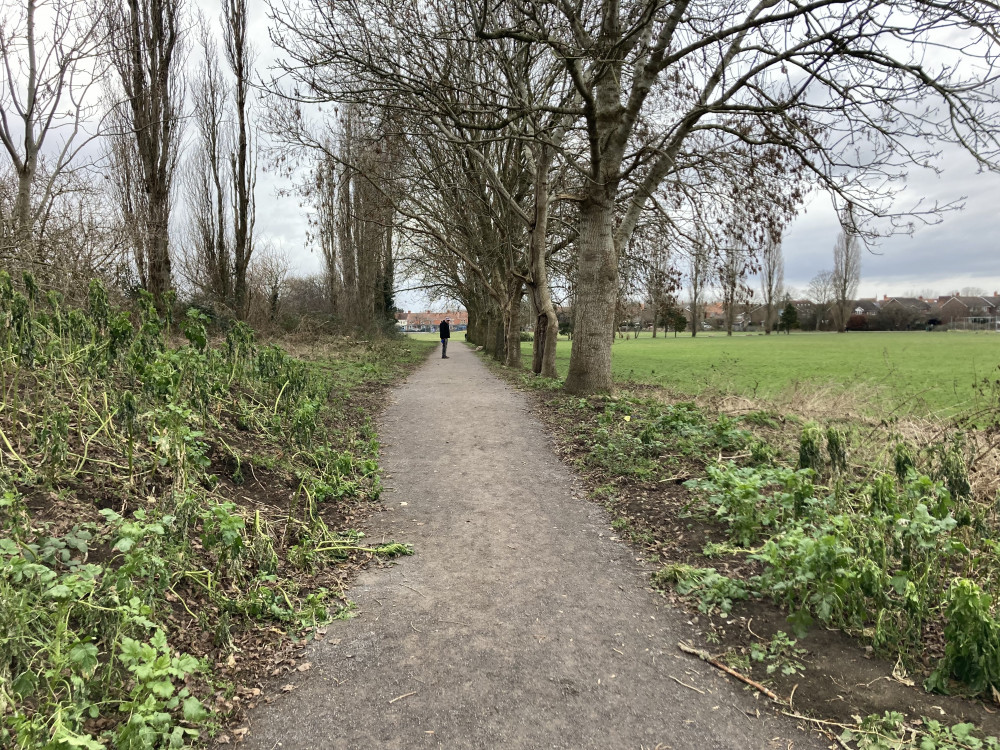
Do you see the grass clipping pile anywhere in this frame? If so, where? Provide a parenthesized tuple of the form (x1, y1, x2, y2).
(512, 368, 1000, 748)
(0, 273, 424, 749)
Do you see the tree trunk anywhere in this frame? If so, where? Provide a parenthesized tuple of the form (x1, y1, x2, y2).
(467, 306, 486, 346)
(565, 197, 618, 394)
(487, 312, 503, 360)
(13, 165, 40, 274)
(526, 144, 559, 378)
(503, 279, 523, 368)
(14, 166, 33, 248)
(147, 186, 172, 307)
(227, 0, 254, 320)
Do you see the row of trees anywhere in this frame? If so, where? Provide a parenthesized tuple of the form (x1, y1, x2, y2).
(7, 0, 1000, 390)
(264, 0, 1000, 391)
(677, 207, 860, 337)
(0, 0, 399, 329)
(1, 0, 261, 319)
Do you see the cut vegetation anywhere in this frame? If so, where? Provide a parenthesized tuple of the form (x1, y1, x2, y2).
(0, 273, 430, 748)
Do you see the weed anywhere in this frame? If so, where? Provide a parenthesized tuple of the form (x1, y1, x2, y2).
(926, 579, 1000, 695)
(826, 426, 848, 473)
(652, 563, 749, 616)
(840, 711, 1000, 749)
(798, 421, 824, 473)
(750, 631, 807, 676)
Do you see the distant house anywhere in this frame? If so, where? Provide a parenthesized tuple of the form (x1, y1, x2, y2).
(702, 302, 725, 325)
(936, 295, 998, 326)
(851, 299, 880, 316)
(877, 296, 932, 329)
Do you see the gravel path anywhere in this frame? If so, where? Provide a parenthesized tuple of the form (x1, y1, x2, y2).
(240, 341, 827, 749)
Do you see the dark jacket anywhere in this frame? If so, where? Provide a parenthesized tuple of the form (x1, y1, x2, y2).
(439, 320, 450, 339)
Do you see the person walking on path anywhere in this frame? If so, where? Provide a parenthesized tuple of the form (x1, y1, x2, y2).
(439, 317, 451, 358)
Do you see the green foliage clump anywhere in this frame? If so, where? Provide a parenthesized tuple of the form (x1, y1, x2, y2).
(826, 425, 847, 473)
(926, 579, 1000, 695)
(750, 631, 807, 676)
(584, 398, 750, 478)
(652, 563, 749, 616)
(840, 711, 1000, 750)
(798, 421, 824, 473)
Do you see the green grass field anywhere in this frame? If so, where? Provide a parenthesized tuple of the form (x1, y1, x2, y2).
(520, 331, 1000, 417)
(407, 329, 1000, 416)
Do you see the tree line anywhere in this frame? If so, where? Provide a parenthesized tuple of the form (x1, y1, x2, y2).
(4, 0, 1000, 391)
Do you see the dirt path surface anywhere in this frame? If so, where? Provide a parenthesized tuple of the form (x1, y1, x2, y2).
(240, 342, 828, 749)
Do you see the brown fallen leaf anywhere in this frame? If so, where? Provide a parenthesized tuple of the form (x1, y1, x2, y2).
(281, 684, 296, 692)
(217, 735, 231, 745)
(297, 662, 312, 672)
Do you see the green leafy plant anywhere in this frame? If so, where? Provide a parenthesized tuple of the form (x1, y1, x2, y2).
(798, 421, 824, 473)
(926, 579, 1000, 695)
(115, 630, 208, 749)
(749, 630, 807, 676)
(652, 563, 749, 615)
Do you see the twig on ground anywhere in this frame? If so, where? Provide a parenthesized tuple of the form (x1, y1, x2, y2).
(731, 703, 754, 723)
(677, 642, 782, 703)
(388, 691, 417, 704)
(780, 711, 853, 750)
(669, 675, 706, 694)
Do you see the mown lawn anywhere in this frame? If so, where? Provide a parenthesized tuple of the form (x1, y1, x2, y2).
(521, 331, 1000, 417)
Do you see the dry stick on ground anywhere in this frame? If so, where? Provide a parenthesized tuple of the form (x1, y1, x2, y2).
(388, 691, 417, 704)
(677, 642, 782, 702)
(678, 643, 851, 748)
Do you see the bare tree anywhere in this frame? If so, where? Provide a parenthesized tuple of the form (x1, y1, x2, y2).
(246, 238, 289, 325)
(719, 244, 751, 336)
(223, 0, 256, 319)
(267, 0, 578, 373)
(179, 23, 231, 309)
(807, 270, 836, 331)
(0, 0, 107, 270)
(759, 236, 784, 335)
(300, 107, 398, 330)
(473, 0, 1000, 393)
(687, 241, 711, 338)
(105, 0, 184, 308)
(831, 210, 862, 331)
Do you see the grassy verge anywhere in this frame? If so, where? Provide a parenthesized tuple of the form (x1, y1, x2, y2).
(489, 346, 1000, 748)
(0, 273, 433, 748)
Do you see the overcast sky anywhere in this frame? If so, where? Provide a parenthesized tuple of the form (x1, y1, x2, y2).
(240, 1, 1000, 311)
(781, 147, 1000, 301)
